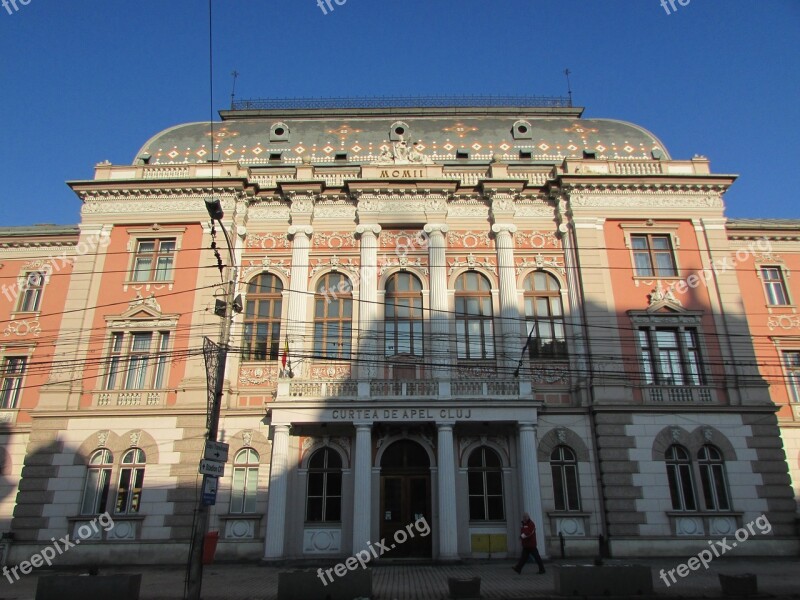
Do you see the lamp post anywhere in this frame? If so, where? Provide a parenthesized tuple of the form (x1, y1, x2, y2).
(186, 197, 238, 600)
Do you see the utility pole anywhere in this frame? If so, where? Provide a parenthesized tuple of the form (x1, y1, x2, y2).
(186, 197, 240, 600)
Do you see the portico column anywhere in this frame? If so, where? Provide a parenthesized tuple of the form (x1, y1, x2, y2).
(424, 224, 450, 381)
(437, 422, 459, 560)
(356, 225, 382, 380)
(518, 422, 546, 554)
(264, 424, 290, 559)
(352, 423, 373, 552)
(286, 226, 313, 378)
(492, 223, 519, 370)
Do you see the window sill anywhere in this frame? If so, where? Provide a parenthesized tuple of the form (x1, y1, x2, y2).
(633, 275, 682, 281)
(9, 311, 41, 319)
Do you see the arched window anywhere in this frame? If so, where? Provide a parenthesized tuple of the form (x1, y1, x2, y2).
(115, 448, 145, 514)
(698, 445, 730, 511)
(231, 448, 259, 514)
(523, 271, 566, 358)
(455, 272, 494, 360)
(306, 448, 342, 522)
(81, 449, 113, 515)
(550, 446, 581, 511)
(665, 445, 696, 511)
(242, 273, 283, 361)
(385, 272, 423, 357)
(467, 446, 504, 521)
(314, 273, 353, 359)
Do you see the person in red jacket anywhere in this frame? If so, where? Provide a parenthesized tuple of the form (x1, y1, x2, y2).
(512, 512, 545, 574)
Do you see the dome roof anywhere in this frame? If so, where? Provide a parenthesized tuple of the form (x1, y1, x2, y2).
(135, 110, 669, 166)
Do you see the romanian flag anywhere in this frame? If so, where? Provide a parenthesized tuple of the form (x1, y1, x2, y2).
(281, 337, 290, 372)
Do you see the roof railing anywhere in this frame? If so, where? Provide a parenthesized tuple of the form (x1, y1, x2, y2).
(230, 95, 573, 111)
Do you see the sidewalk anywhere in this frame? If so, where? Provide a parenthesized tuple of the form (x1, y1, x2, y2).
(2, 557, 799, 599)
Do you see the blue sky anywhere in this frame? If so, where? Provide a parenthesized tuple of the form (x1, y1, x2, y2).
(1, 0, 798, 226)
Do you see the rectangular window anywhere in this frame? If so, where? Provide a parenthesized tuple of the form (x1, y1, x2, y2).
(638, 327, 703, 386)
(115, 466, 145, 514)
(0, 357, 26, 409)
(785, 351, 800, 403)
(104, 331, 170, 391)
(17, 271, 45, 312)
(761, 267, 789, 305)
(81, 467, 111, 515)
(631, 234, 677, 277)
(666, 461, 697, 511)
(131, 239, 176, 282)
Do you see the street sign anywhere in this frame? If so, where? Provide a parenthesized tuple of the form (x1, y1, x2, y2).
(204, 441, 229, 463)
(199, 459, 225, 477)
(201, 475, 218, 506)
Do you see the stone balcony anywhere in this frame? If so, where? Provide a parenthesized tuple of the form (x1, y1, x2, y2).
(278, 378, 530, 401)
(93, 390, 166, 408)
(643, 385, 718, 404)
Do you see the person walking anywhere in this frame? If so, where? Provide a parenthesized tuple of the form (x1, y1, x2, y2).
(512, 512, 545, 574)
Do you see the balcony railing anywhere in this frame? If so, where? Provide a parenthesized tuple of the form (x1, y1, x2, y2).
(94, 390, 165, 407)
(644, 386, 716, 404)
(284, 378, 522, 400)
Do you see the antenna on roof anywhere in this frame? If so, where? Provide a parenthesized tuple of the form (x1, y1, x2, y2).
(564, 68, 573, 107)
(230, 70, 239, 109)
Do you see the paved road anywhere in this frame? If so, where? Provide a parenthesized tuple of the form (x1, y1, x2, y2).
(2, 557, 799, 599)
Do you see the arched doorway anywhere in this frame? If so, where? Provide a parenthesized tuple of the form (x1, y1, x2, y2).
(379, 439, 432, 558)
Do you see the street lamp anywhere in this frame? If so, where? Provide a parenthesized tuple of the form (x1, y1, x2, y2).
(186, 197, 239, 600)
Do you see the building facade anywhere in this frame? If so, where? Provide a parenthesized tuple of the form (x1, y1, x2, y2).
(0, 99, 797, 565)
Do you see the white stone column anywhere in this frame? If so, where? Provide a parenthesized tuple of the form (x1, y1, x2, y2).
(286, 226, 313, 378)
(424, 224, 450, 381)
(352, 423, 373, 552)
(264, 424, 290, 559)
(356, 225, 382, 381)
(518, 422, 546, 555)
(437, 422, 459, 560)
(492, 223, 519, 370)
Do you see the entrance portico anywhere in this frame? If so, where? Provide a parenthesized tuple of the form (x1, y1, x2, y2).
(263, 398, 544, 561)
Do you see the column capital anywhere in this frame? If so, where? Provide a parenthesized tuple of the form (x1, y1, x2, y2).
(424, 223, 449, 235)
(355, 224, 382, 237)
(437, 421, 456, 431)
(518, 422, 537, 433)
(287, 225, 313, 239)
(273, 424, 292, 434)
(491, 223, 517, 235)
(354, 422, 373, 431)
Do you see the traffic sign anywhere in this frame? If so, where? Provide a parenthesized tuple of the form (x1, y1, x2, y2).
(204, 441, 229, 463)
(201, 475, 218, 506)
(199, 459, 225, 477)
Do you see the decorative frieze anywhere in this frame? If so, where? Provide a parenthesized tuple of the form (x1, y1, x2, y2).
(515, 254, 566, 276)
(313, 231, 357, 249)
(448, 253, 497, 276)
(516, 231, 561, 249)
(309, 255, 360, 279)
(309, 365, 352, 380)
(239, 366, 279, 386)
(768, 315, 800, 331)
(4, 320, 41, 337)
(447, 230, 493, 249)
(245, 232, 290, 250)
(240, 257, 291, 282)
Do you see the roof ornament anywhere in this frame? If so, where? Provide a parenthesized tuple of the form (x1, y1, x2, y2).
(374, 136, 433, 165)
(649, 284, 682, 308)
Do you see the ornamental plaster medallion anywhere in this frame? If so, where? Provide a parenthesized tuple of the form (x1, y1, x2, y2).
(4, 320, 41, 337)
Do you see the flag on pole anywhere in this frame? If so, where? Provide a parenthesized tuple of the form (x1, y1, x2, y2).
(281, 336, 290, 375)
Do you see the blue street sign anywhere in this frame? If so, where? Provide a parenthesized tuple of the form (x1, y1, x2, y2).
(201, 475, 218, 506)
